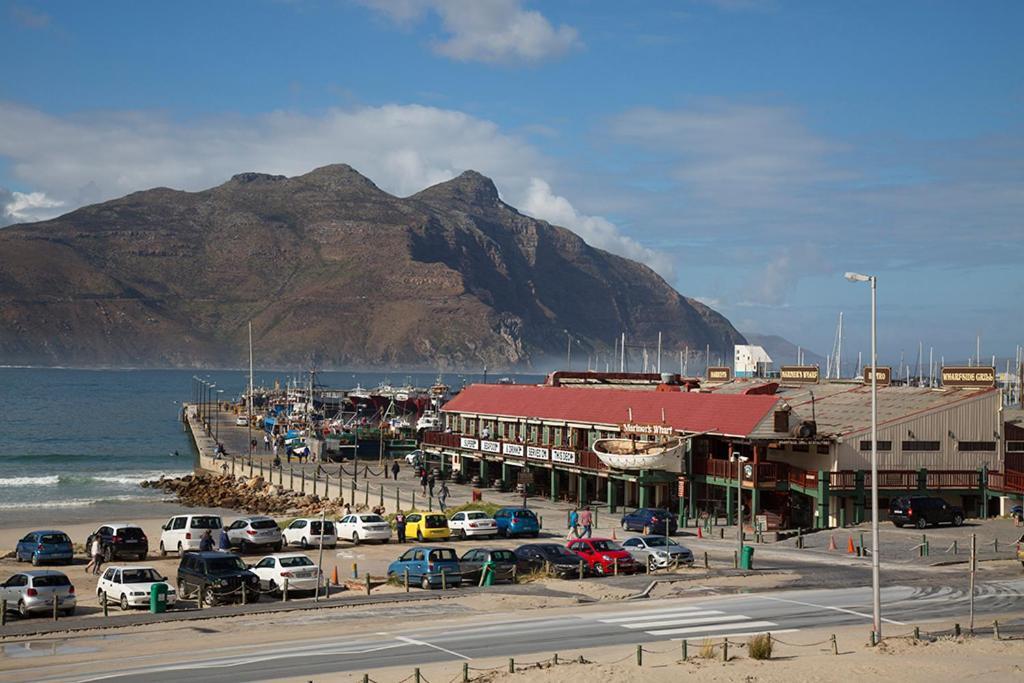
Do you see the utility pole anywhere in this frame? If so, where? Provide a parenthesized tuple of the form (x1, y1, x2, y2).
(657, 332, 662, 374)
(620, 332, 626, 372)
(969, 533, 976, 632)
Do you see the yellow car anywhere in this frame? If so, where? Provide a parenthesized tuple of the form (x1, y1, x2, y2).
(405, 513, 451, 542)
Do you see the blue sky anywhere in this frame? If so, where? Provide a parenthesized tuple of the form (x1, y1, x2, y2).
(1, 0, 1021, 367)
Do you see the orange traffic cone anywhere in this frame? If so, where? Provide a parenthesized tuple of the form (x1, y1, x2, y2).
(847, 536, 855, 554)
(331, 566, 339, 586)
(697, 526, 703, 539)
(612, 528, 617, 540)
(828, 535, 837, 551)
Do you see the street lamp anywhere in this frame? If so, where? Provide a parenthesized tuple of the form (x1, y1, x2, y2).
(215, 389, 224, 442)
(845, 270, 881, 642)
(731, 453, 749, 561)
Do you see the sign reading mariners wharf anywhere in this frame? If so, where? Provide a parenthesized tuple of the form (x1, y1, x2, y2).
(707, 366, 732, 382)
(780, 365, 820, 384)
(862, 366, 892, 386)
(941, 366, 996, 388)
(620, 423, 675, 436)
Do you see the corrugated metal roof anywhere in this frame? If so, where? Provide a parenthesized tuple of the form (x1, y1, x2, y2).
(442, 384, 780, 437)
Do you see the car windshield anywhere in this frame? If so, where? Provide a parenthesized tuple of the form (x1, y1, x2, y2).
(250, 519, 278, 530)
(190, 516, 222, 529)
(424, 516, 447, 528)
(279, 556, 314, 568)
(118, 527, 145, 539)
(642, 537, 673, 547)
(466, 512, 489, 520)
(207, 557, 247, 573)
(591, 540, 623, 552)
(512, 510, 536, 519)
(360, 515, 384, 523)
(122, 568, 162, 583)
(32, 574, 71, 587)
(429, 549, 457, 562)
(40, 534, 70, 544)
(540, 546, 577, 560)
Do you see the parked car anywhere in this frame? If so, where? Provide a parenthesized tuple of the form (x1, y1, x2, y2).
(567, 537, 639, 575)
(448, 510, 498, 539)
(235, 415, 249, 426)
(889, 496, 964, 528)
(514, 543, 589, 578)
(386, 546, 462, 590)
(337, 514, 392, 544)
(97, 565, 177, 610)
(225, 516, 283, 552)
(14, 530, 73, 566)
(86, 522, 149, 562)
(176, 551, 260, 606)
(404, 513, 451, 542)
(621, 535, 694, 570)
(159, 514, 223, 556)
(620, 508, 678, 535)
(249, 553, 325, 593)
(0, 570, 76, 617)
(459, 548, 517, 584)
(494, 507, 540, 538)
(282, 518, 337, 549)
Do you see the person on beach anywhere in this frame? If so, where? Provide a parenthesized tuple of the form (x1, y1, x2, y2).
(84, 535, 103, 575)
(218, 527, 231, 551)
(578, 506, 593, 538)
(438, 482, 450, 512)
(344, 503, 352, 516)
(199, 529, 215, 552)
(395, 511, 406, 543)
(391, 461, 400, 480)
(567, 506, 579, 540)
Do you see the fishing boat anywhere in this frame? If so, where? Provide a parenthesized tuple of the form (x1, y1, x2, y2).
(592, 436, 685, 472)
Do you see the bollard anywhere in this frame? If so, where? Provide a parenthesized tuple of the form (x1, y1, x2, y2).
(553, 653, 559, 665)
(364, 482, 369, 507)
(396, 487, 400, 510)
(831, 633, 838, 655)
(704, 551, 709, 569)
(722, 637, 728, 662)
(352, 562, 358, 579)
(412, 491, 416, 510)
(363, 675, 369, 683)
(463, 662, 469, 683)
(289, 466, 294, 490)
(636, 644, 642, 666)
(913, 626, 920, 640)
(102, 592, 108, 617)
(613, 557, 618, 576)
(681, 639, 688, 661)
(428, 496, 432, 512)
(719, 528, 724, 540)
(993, 620, 1000, 640)
(414, 667, 421, 683)
(283, 578, 289, 602)
(508, 658, 515, 674)
(1, 599, 6, 626)
(404, 568, 410, 592)
(953, 540, 958, 555)
(579, 560, 585, 580)
(733, 550, 738, 569)
(545, 560, 551, 576)
(53, 594, 58, 621)
(365, 573, 371, 595)
(539, 515, 543, 529)
(994, 538, 999, 553)
(954, 623, 961, 638)
(441, 570, 447, 590)
(379, 484, 384, 508)
(869, 630, 875, 646)
(241, 582, 247, 604)
(645, 557, 651, 575)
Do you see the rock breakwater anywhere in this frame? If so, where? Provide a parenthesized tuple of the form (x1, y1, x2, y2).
(142, 473, 344, 515)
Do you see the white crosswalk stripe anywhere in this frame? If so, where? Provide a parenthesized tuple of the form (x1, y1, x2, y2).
(597, 604, 795, 640)
(599, 607, 707, 623)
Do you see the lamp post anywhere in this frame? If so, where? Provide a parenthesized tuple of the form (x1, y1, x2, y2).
(215, 389, 224, 442)
(732, 453, 749, 560)
(845, 271, 880, 641)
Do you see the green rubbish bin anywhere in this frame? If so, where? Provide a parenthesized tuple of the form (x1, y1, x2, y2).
(150, 582, 168, 614)
(740, 545, 755, 570)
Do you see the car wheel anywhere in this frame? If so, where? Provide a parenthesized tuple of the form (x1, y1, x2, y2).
(460, 528, 467, 540)
(593, 563, 605, 576)
(380, 539, 389, 544)
(621, 521, 629, 531)
(202, 586, 217, 607)
(31, 554, 40, 567)
(137, 553, 146, 561)
(915, 517, 928, 529)
(416, 530, 423, 542)
(120, 594, 130, 611)
(268, 579, 278, 594)
(103, 546, 114, 562)
(647, 557, 657, 572)
(352, 533, 360, 546)
(273, 542, 282, 552)
(160, 542, 167, 557)
(18, 600, 29, 618)
(531, 532, 539, 538)
(421, 576, 431, 590)
(301, 537, 309, 550)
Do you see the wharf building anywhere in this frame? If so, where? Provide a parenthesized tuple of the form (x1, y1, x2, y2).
(422, 368, 1024, 530)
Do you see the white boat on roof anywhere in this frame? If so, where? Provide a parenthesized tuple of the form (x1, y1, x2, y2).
(592, 437, 685, 472)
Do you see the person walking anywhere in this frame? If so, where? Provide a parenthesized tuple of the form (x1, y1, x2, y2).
(427, 474, 436, 499)
(264, 433, 270, 452)
(84, 535, 103, 575)
(391, 461, 400, 480)
(420, 471, 428, 496)
(395, 510, 407, 543)
(438, 482, 450, 513)
(578, 506, 593, 538)
(199, 529, 215, 552)
(218, 527, 231, 552)
(567, 506, 580, 540)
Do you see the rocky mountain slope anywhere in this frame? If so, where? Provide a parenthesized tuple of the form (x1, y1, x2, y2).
(0, 165, 744, 369)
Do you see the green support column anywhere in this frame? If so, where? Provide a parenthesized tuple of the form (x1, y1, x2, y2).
(550, 468, 559, 503)
(725, 484, 733, 525)
(815, 469, 830, 529)
(853, 470, 865, 525)
(686, 446, 696, 521)
(980, 465, 989, 518)
(578, 473, 587, 506)
(750, 486, 760, 529)
(838, 498, 847, 527)
(917, 468, 928, 492)
(502, 462, 511, 484)
(479, 459, 489, 484)
(607, 479, 617, 514)
(638, 470, 650, 508)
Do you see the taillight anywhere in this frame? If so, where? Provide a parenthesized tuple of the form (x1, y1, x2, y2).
(246, 530, 257, 536)
(68, 585, 75, 595)
(113, 536, 122, 543)
(280, 571, 294, 578)
(907, 508, 913, 516)
(428, 563, 435, 571)
(26, 588, 38, 597)
(185, 532, 192, 540)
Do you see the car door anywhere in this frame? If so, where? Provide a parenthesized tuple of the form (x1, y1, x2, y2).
(460, 549, 481, 580)
(621, 537, 643, 561)
(2, 574, 27, 602)
(406, 514, 421, 538)
(15, 534, 34, 561)
(227, 520, 245, 544)
(286, 520, 306, 544)
(449, 512, 464, 531)
(253, 557, 277, 588)
(411, 549, 427, 578)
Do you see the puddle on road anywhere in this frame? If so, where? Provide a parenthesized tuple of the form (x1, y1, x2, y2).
(1, 640, 99, 659)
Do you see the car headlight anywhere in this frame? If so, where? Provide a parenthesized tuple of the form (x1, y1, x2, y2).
(213, 579, 225, 587)
(654, 551, 668, 558)
(601, 554, 613, 561)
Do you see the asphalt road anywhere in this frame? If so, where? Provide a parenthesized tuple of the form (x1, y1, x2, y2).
(33, 578, 1024, 683)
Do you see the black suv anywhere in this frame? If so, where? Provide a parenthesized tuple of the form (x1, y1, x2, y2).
(889, 496, 965, 529)
(86, 523, 149, 562)
(176, 551, 260, 606)
(514, 543, 589, 579)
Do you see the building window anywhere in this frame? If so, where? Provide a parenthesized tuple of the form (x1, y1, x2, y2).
(791, 444, 809, 453)
(956, 441, 996, 452)
(902, 441, 941, 451)
(816, 444, 830, 454)
(1007, 441, 1024, 453)
(859, 440, 893, 451)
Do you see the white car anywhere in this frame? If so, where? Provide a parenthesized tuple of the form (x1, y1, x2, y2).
(97, 565, 177, 610)
(235, 415, 249, 426)
(448, 510, 498, 539)
(337, 514, 392, 544)
(282, 518, 337, 549)
(159, 514, 223, 556)
(226, 516, 283, 552)
(250, 553, 325, 593)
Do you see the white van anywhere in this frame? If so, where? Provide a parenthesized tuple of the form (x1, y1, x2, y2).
(159, 514, 223, 556)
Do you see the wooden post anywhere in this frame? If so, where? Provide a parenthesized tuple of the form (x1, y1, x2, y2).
(831, 634, 838, 655)
(52, 594, 58, 621)
(508, 658, 514, 674)
(722, 637, 728, 662)
(636, 644, 642, 666)
(283, 578, 289, 602)
(102, 592, 108, 617)
(681, 639, 687, 661)
(579, 559, 585, 580)
(404, 569, 409, 592)
(365, 573, 371, 596)
(289, 466, 294, 490)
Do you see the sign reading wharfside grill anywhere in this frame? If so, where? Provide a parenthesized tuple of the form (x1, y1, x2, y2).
(941, 366, 996, 387)
(780, 366, 819, 384)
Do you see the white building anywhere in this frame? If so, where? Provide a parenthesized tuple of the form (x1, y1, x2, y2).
(734, 344, 773, 378)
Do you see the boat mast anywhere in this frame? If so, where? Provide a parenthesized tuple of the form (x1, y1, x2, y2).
(248, 321, 254, 459)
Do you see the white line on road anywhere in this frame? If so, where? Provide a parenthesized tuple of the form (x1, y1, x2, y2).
(670, 628, 799, 641)
(599, 607, 708, 622)
(621, 614, 749, 630)
(396, 635, 471, 661)
(756, 595, 906, 625)
(648, 620, 780, 636)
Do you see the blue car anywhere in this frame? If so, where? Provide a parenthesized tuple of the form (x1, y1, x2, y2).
(387, 546, 462, 590)
(620, 508, 678, 535)
(15, 530, 74, 566)
(494, 508, 540, 538)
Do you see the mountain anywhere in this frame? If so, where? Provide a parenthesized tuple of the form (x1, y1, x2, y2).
(742, 333, 825, 368)
(0, 164, 744, 369)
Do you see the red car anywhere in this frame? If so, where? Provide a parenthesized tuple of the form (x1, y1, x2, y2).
(567, 537, 640, 575)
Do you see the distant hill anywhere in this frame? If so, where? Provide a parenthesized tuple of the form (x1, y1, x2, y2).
(0, 164, 745, 369)
(743, 333, 825, 368)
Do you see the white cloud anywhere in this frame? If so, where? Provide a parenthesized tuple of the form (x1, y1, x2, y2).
(359, 0, 581, 63)
(0, 188, 64, 226)
(521, 178, 674, 278)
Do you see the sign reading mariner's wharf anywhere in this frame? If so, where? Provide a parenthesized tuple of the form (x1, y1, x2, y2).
(780, 366, 820, 384)
(862, 366, 892, 386)
(620, 423, 675, 436)
(941, 366, 996, 387)
(707, 366, 732, 382)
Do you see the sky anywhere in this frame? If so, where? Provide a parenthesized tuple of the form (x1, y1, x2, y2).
(1, 0, 1022, 367)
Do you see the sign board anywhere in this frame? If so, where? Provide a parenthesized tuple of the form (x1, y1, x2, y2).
(526, 445, 549, 461)
(743, 463, 754, 479)
(677, 477, 686, 497)
(755, 514, 768, 533)
(517, 469, 534, 485)
(502, 442, 524, 457)
(707, 366, 732, 382)
(551, 448, 576, 464)
(941, 366, 996, 388)
(460, 437, 479, 450)
(480, 440, 501, 453)
(862, 366, 892, 386)
(620, 423, 675, 436)
(780, 365, 820, 384)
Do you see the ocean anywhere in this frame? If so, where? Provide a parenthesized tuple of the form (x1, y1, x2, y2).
(0, 367, 538, 528)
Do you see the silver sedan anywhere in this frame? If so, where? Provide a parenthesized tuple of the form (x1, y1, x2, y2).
(621, 535, 694, 570)
(0, 570, 77, 617)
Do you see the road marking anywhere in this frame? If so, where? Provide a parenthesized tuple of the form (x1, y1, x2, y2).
(648, 620, 780, 636)
(670, 628, 799, 641)
(396, 635, 471, 660)
(599, 607, 708, 622)
(621, 613, 748, 630)
(756, 595, 906, 625)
